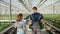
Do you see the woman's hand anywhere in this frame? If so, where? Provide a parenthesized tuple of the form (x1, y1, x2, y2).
(26, 25, 30, 30)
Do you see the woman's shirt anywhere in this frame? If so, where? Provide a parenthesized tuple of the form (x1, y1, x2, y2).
(14, 19, 26, 30)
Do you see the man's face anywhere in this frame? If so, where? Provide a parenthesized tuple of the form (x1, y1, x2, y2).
(32, 9, 37, 13)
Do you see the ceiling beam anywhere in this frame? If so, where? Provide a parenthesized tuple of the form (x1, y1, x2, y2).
(36, 0, 43, 7)
(19, 0, 31, 12)
(37, 0, 47, 8)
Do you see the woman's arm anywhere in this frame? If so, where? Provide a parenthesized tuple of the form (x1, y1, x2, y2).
(14, 22, 17, 28)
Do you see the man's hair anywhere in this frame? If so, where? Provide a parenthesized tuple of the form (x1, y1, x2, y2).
(17, 13, 23, 17)
(32, 7, 37, 10)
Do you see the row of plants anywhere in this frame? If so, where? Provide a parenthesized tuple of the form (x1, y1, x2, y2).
(0, 14, 29, 20)
(0, 22, 13, 32)
(43, 14, 60, 29)
(0, 14, 60, 31)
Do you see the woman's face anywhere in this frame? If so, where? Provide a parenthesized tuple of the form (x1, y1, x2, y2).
(19, 16, 23, 20)
(17, 16, 23, 21)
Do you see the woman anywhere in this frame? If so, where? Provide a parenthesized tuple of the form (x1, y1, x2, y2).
(14, 13, 26, 34)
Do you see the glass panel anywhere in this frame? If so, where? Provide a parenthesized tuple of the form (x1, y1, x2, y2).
(0, 0, 12, 32)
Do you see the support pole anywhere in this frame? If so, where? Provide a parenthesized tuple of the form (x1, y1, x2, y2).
(10, 0, 12, 23)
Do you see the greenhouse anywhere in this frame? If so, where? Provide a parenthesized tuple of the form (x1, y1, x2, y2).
(0, 0, 60, 34)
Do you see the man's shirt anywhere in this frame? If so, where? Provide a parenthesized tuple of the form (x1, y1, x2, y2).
(30, 13, 43, 25)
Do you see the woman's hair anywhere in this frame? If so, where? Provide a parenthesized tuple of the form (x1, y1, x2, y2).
(16, 13, 23, 21)
(17, 13, 23, 17)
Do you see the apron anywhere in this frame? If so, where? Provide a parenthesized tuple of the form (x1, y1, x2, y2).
(32, 23, 41, 34)
(30, 15, 41, 34)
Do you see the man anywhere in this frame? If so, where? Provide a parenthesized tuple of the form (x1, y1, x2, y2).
(28, 7, 45, 34)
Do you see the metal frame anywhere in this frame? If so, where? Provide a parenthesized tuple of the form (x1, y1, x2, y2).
(37, 0, 47, 8)
(45, 21, 60, 32)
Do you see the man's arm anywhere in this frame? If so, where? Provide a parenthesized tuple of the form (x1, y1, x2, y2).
(41, 19, 45, 24)
(40, 14, 45, 24)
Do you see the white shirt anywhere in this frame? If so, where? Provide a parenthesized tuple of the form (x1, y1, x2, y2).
(14, 19, 26, 30)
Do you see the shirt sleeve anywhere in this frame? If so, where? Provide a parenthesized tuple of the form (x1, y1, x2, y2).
(23, 20, 26, 30)
(14, 21, 17, 28)
(40, 14, 44, 20)
(29, 15, 32, 20)
(14, 22, 17, 28)
(23, 20, 26, 24)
